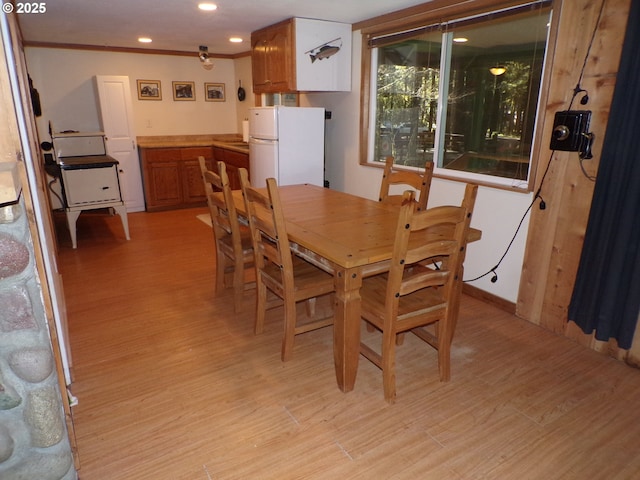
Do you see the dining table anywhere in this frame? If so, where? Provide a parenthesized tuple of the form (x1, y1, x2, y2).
(229, 183, 481, 393)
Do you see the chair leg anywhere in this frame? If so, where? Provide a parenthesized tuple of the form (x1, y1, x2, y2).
(437, 319, 451, 382)
(254, 279, 267, 335)
(232, 259, 244, 313)
(281, 297, 297, 362)
(381, 329, 397, 403)
(215, 249, 226, 294)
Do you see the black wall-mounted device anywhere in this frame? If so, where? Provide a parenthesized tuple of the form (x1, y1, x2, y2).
(550, 110, 593, 157)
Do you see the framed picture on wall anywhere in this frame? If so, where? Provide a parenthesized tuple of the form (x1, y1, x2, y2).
(172, 81, 195, 101)
(137, 80, 162, 100)
(205, 83, 225, 102)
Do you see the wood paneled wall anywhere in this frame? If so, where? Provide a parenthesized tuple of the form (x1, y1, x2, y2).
(517, 0, 639, 364)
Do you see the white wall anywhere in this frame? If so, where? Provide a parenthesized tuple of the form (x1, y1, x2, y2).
(234, 55, 253, 130)
(308, 31, 533, 303)
(24, 47, 249, 139)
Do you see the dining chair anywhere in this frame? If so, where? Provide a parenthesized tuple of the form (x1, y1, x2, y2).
(360, 183, 478, 403)
(198, 157, 254, 312)
(238, 168, 335, 361)
(378, 155, 434, 211)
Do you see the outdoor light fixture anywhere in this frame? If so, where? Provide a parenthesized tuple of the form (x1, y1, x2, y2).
(490, 66, 506, 76)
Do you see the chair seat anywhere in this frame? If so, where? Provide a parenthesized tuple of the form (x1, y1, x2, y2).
(218, 227, 254, 259)
(262, 256, 334, 300)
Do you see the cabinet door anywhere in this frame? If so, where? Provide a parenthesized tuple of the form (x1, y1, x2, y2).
(251, 35, 269, 91)
(183, 158, 212, 204)
(252, 20, 294, 93)
(181, 147, 214, 204)
(267, 22, 293, 92)
(224, 150, 249, 190)
(141, 148, 183, 211)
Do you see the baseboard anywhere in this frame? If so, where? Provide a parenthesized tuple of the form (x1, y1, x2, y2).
(462, 283, 516, 314)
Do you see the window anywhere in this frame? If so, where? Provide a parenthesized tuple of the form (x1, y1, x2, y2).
(363, 1, 552, 189)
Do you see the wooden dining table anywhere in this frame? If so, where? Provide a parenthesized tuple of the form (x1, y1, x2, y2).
(229, 183, 481, 393)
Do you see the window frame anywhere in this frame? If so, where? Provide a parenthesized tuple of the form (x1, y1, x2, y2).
(358, 0, 558, 192)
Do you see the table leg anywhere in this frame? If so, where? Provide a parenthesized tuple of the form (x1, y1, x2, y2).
(333, 266, 362, 392)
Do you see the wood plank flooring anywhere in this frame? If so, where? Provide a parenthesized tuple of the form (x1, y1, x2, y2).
(55, 207, 640, 480)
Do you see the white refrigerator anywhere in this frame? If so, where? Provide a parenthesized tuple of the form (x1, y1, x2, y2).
(248, 106, 325, 188)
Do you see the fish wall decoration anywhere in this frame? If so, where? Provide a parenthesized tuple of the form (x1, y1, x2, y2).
(306, 37, 342, 63)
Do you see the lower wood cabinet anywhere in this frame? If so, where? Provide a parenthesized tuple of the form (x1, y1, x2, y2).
(140, 146, 213, 212)
(140, 145, 249, 211)
(213, 147, 250, 190)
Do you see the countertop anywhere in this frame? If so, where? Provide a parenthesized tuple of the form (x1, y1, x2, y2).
(137, 134, 249, 153)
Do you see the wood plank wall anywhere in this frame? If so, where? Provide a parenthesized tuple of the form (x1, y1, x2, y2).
(517, 0, 639, 364)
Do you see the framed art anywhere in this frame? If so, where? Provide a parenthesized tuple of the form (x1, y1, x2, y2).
(205, 83, 225, 102)
(137, 80, 162, 100)
(172, 81, 195, 101)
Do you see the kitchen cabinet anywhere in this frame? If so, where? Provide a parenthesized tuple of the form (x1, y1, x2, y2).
(251, 20, 294, 93)
(140, 146, 213, 211)
(212, 146, 249, 190)
(251, 18, 351, 94)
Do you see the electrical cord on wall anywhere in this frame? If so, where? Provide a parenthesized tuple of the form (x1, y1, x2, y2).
(464, 0, 606, 283)
(464, 151, 553, 284)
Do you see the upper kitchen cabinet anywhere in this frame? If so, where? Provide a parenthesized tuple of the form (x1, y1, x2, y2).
(252, 20, 293, 93)
(251, 18, 351, 94)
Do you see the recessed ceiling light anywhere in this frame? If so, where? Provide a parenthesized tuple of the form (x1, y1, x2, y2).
(138, 37, 153, 43)
(229, 37, 243, 43)
(198, 3, 217, 11)
(453, 37, 468, 43)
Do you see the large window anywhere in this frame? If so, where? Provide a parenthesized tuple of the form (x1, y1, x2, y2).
(364, 1, 552, 189)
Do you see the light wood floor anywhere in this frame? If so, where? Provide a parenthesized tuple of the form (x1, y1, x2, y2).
(56, 207, 640, 480)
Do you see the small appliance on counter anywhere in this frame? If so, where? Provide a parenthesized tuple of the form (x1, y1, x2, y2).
(49, 129, 130, 248)
(248, 106, 325, 188)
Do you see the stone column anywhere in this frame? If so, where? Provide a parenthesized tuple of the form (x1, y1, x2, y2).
(0, 199, 76, 479)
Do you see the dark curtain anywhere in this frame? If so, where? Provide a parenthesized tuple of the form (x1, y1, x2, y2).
(568, 0, 640, 349)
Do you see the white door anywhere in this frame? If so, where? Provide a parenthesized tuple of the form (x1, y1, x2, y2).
(95, 75, 145, 212)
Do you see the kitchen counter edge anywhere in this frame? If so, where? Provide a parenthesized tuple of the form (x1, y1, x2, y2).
(137, 135, 249, 153)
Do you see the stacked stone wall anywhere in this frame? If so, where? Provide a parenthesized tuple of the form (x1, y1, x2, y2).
(0, 199, 76, 479)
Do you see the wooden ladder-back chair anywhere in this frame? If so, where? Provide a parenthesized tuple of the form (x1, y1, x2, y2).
(198, 157, 254, 312)
(239, 168, 334, 361)
(360, 183, 478, 402)
(379, 155, 434, 211)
